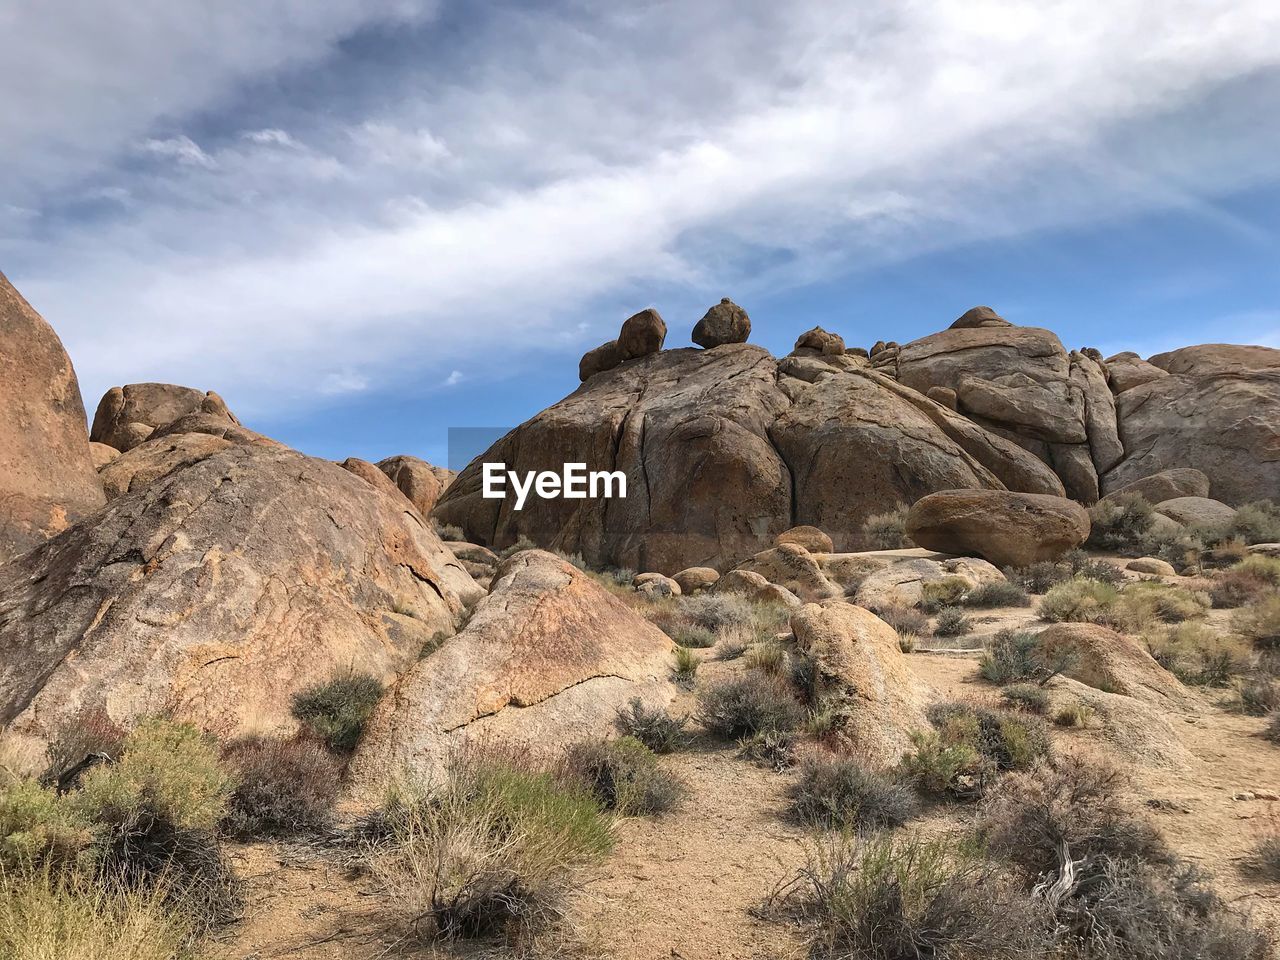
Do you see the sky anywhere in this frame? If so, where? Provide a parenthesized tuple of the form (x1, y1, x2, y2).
(3, 0, 1280, 468)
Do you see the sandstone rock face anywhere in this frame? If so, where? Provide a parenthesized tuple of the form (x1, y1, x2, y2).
(790, 602, 930, 762)
(1152, 496, 1236, 527)
(579, 339, 624, 381)
(91, 383, 238, 453)
(99, 433, 234, 501)
(905, 490, 1090, 568)
(1096, 468, 1211, 509)
(150, 412, 276, 447)
(1104, 346, 1280, 505)
(692, 298, 750, 348)
(377, 455, 447, 516)
(0, 271, 105, 563)
(0, 445, 482, 757)
(926, 386, 958, 410)
(89, 442, 120, 470)
(672, 566, 719, 593)
(732, 544, 841, 602)
(1035, 624, 1194, 707)
(351, 550, 677, 787)
(775, 525, 833, 553)
(618, 308, 667, 359)
(1105, 352, 1168, 394)
(436, 345, 1068, 573)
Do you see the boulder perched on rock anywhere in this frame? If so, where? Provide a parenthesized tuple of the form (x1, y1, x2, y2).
(732, 543, 841, 602)
(1152, 496, 1236, 528)
(91, 382, 238, 453)
(350, 550, 677, 787)
(950, 305, 1010, 329)
(1104, 345, 1279, 505)
(790, 602, 929, 762)
(926, 386, 959, 410)
(794, 326, 845, 355)
(692, 298, 750, 348)
(1105, 352, 1168, 394)
(775, 525, 833, 553)
(99, 433, 233, 501)
(579, 339, 624, 381)
(1035, 623, 1194, 707)
(672, 566, 719, 593)
(852, 555, 1005, 610)
(377, 455, 448, 516)
(149, 412, 276, 447)
(341, 456, 410, 501)
(905, 490, 1090, 568)
(618, 308, 667, 359)
(0, 445, 482, 758)
(1096, 468, 1211, 510)
(0, 271, 105, 563)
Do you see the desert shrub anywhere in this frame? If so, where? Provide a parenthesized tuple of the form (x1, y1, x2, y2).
(672, 646, 699, 683)
(744, 639, 787, 676)
(677, 593, 754, 633)
(1264, 711, 1280, 744)
(498, 535, 539, 559)
(1038, 577, 1119, 624)
(39, 707, 126, 793)
(932, 606, 972, 637)
(862, 507, 911, 549)
(1111, 580, 1210, 631)
(1143, 622, 1245, 686)
(1234, 596, 1280, 649)
(1252, 832, 1280, 880)
(614, 698, 687, 753)
(876, 604, 930, 638)
(789, 756, 917, 830)
(715, 641, 747, 661)
(896, 632, 918, 653)
(964, 580, 1031, 608)
(803, 704, 839, 739)
(738, 729, 797, 771)
(0, 869, 197, 960)
(672, 624, 716, 649)
(1063, 550, 1129, 586)
(1005, 559, 1073, 594)
(1053, 702, 1096, 728)
(1142, 525, 1208, 573)
(0, 779, 93, 871)
(221, 734, 342, 838)
(1212, 568, 1277, 609)
(766, 832, 1048, 960)
(1234, 677, 1280, 716)
(927, 702, 1051, 774)
(1235, 555, 1280, 584)
(979, 630, 1042, 684)
(897, 731, 982, 798)
(369, 745, 612, 942)
(1198, 500, 1280, 547)
(920, 577, 969, 612)
(1001, 684, 1049, 714)
(696, 674, 804, 738)
(1087, 493, 1155, 552)
(564, 737, 683, 816)
(433, 520, 464, 542)
(290, 670, 384, 753)
(981, 755, 1169, 876)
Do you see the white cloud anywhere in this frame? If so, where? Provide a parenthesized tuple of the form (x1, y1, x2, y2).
(3, 0, 1279, 418)
(442, 370, 464, 387)
(318, 371, 369, 395)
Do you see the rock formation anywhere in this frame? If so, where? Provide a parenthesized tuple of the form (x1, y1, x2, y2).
(691, 298, 750, 348)
(905, 490, 1090, 568)
(377, 454, 452, 516)
(91, 382, 239, 452)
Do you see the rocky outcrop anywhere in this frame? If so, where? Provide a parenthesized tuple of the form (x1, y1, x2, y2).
(672, 566, 719, 593)
(91, 382, 238, 453)
(579, 339, 624, 381)
(1152, 496, 1236, 527)
(794, 326, 845, 355)
(732, 544, 841, 602)
(436, 344, 1067, 573)
(775, 525, 833, 553)
(1104, 345, 1280, 505)
(905, 490, 1090, 568)
(99, 433, 233, 501)
(950, 305, 1010, 329)
(341, 456, 410, 503)
(1035, 623, 1195, 708)
(790, 601, 930, 762)
(351, 550, 677, 787)
(0, 271, 105, 564)
(1096, 468, 1211, 509)
(377, 455, 450, 516)
(692, 298, 750, 348)
(618, 308, 667, 359)
(0, 445, 482, 758)
(89, 442, 120, 470)
(852, 555, 1005, 610)
(1105, 352, 1168, 394)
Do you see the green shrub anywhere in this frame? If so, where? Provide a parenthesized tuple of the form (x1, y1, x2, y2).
(672, 646, 699, 683)
(927, 702, 1050, 773)
(789, 756, 917, 830)
(564, 737, 683, 816)
(433, 520, 465, 542)
(964, 580, 1031, 608)
(897, 731, 982, 798)
(696, 674, 804, 738)
(1005, 560, 1073, 594)
(1053, 702, 1096, 728)
(744, 639, 787, 676)
(1198, 500, 1280, 547)
(862, 507, 911, 549)
(920, 577, 969, 613)
(932, 606, 971, 637)
(876, 604, 930, 638)
(290, 671, 384, 752)
(1038, 577, 1119, 624)
(498, 535, 539, 559)
(738, 729, 797, 771)
(0, 779, 93, 871)
(1233, 596, 1280, 649)
(614, 698, 687, 753)
(1001, 684, 1049, 714)
(1255, 833, 1280, 880)
(369, 745, 612, 941)
(39, 707, 125, 793)
(1142, 622, 1245, 686)
(221, 735, 342, 838)
(677, 593, 755, 632)
(673, 624, 716, 649)
(979, 630, 1042, 684)
(715, 641, 747, 661)
(1087, 493, 1155, 552)
(1234, 677, 1280, 717)
(1111, 580, 1210, 631)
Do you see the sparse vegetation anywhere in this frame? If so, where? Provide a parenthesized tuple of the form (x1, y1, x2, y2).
(290, 670, 384, 753)
(564, 737, 683, 816)
(788, 756, 917, 830)
(876, 604, 930, 638)
(1251, 832, 1280, 880)
(1053, 701, 1096, 728)
(1234, 676, 1280, 716)
(432, 519, 465, 542)
(672, 645, 699, 683)
(932, 606, 971, 637)
(738, 729, 797, 771)
(696, 674, 804, 738)
(920, 576, 969, 612)
(1087, 492, 1155, 552)
(926, 701, 1051, 774)
(1264, 711, 1280, 744)
(744, 639, 787, 675)
(964, 580, 1031, 608)
(221, 734, 342, 838)
(1143, 621, 1245, 686)
(897, 731, 981, 798)
(862, 507, 911, 550)
(498, 535, 539, 559)
(1234, 595, 1280, 649)
(979, 629, 1072, 686)
(614, 698, 687, 753)
(672, 624, 716, 648)
(1111, 580, 1210, 630)
(1001, 683, 1049, 714)
(1038, 577, 1120, 624)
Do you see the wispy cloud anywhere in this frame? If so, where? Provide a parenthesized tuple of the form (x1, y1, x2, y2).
(140, 135, 217, 168)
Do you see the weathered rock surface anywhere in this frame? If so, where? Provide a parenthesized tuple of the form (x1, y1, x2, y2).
(377, 455, 449, 516)
(905, 490, 1090, 568)
(852, 555, 1005, 610)
(341, 457, 410, 503)
(732, 544, 841, 602)
(1152, 496, 1236, 528)
(1104, 345, 1279, 505)
(0, 445, 482, 757)
(672, 566, 719, 593)
(775, 525, 833, 553)
(711, 569, 771, 596)
(949, 305, 1010, 329)
(89, 442, 121, 470)
(1127, 557, 1176, 577)
(618, 308, 667, 359)
(794, 326, 845, 355)
(634, 571, 681, 598)
(0, 272, 105, 564)
(1105, 352, 1168, 394)
(351, 550, 677, 786)
(790, 601, 930, 762)
(99, 433, 234, 501)
(692, 298, 751, 348)
(1036, 623, 1195, 708)
(91, 383, 238, 453)
(579, 339, 624, 381)
(1096, 468, 1211, 509)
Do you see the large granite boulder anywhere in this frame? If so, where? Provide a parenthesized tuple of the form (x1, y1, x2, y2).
(0, 445, 482, 759)
(1104, 345, 1280, 505)
(350, 550, 677, 787)
(1095, 468, 1211, 510)
(1035, 623, 1195, 708)
(1152, 496, 1236, 528)
(692, 298, 750, 348)
(618, 308, 667, 359)
(0, 272, 105, 563)
(91, 382, 238, 453)
(377, 455, 450, 516)
(905, 490, 1090, 568)
(1105, 352, 1168, 394)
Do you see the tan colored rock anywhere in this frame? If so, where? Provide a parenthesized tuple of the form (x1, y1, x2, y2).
(672, 566, 719, 593)
(692, 298, 751, 348)
(905, 490, 1090, 568)
(1072, 350, 1124, 476)
(89, 442, 120, 470)
(733, 543, 841, 602)
(790, 602, 930, 762)
(350, 550, 677, 787)
(0, 272, 105, 564)
(1104, 352, 1168, 393)
(99, 433, 233, 501)
(1097, 468, 1211, 509)
(1127, 557, 1176, 577)
(775, 525, 833, 553)
(378, 455, 447, 516)
(0, 445, 482, 758)
(758, 583, 802, 607)
(949, 305, 1010, 329)
(444, 541, 500, 568)
(341, 456, 411, 504)
(1035, 623, 1195, 708)
(852, 556, 1004, 610)
(91, 382, 238, 453)
(579, 339, 624, 381)
(618, 308, 666, 359)
(634, 572, 681, 598)
(1148, 343, 1280, 377)
(712, 569, 771, 596)
(926, 385, 958, 410)
(1153, 496, 1236, 527)
(149, 412, 277, 447)
(794, 326, 845, 355)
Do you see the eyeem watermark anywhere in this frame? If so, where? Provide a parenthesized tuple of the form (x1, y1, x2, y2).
(482, 462, 626, 510)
